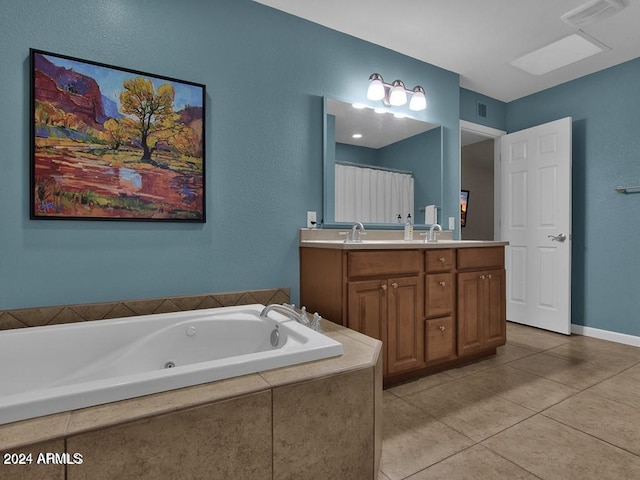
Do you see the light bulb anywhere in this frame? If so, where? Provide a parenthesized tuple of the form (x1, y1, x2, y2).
(409, 86, 427, 111)
(389, 80, 407, 106)
(367, 74, 385, 101)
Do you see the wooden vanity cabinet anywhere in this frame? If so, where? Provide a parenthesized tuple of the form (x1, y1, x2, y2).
(347, 251, 424, 375)
(300, 243, 506, 385)
(457, 248, 506, 356)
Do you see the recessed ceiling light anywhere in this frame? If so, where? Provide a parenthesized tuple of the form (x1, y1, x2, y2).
(352, 133, 363, 139)
(509, 31, 609, 76)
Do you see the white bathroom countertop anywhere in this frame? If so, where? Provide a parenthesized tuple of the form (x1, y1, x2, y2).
(299, 228, 508, 250)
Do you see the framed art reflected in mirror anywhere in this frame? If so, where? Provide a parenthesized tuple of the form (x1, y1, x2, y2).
(461, 189, 470, 228)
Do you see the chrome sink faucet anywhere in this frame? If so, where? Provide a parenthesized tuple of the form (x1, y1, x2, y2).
(351, 222, 365, 243)
(338, 222, 366, 243)
(426, 223, 442, 243)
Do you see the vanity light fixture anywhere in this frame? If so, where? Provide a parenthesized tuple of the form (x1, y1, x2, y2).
(366, 73, 427, 111)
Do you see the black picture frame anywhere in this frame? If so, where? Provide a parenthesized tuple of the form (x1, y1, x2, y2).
(31, 49, 206, 222)
(461, 189, 470, 228)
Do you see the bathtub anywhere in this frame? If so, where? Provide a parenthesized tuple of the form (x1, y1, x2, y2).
(0, 304, 343, 425)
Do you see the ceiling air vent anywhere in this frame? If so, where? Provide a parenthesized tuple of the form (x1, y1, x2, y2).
(561, 0, 629, 27)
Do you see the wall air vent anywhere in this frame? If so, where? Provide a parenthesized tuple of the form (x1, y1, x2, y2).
(561, 0, 629, 27)
(477, 102, 487, 118)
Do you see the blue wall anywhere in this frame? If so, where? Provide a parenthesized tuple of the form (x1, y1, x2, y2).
(507, 57, 640, 337)
(0, 0, 460, 310)
(379, 129, 443, 218)
(335, 143, 380, 165)
(460, 87, 507, 131)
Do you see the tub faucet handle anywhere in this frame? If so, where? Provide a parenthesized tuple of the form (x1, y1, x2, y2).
(311, 312, 323, 333)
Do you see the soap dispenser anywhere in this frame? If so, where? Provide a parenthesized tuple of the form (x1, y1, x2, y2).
(404, 214, 413, 241)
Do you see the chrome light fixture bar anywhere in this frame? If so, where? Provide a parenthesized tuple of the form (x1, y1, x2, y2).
(366, 73, 427, 111)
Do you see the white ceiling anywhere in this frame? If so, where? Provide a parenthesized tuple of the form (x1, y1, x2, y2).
(254, 0, 640, 102)
(327, 98, 439, 149)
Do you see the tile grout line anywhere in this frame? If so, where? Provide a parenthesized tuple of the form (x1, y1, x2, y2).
(534, 413, 640, 460)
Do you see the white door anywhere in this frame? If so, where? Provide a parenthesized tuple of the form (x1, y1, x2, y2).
(500, 117, 572, 334)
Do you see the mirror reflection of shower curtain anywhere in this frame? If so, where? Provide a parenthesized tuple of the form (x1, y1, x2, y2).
(335, 164, 414, 223)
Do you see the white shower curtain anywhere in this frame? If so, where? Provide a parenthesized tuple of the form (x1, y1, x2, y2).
(335, 164, 414, 223)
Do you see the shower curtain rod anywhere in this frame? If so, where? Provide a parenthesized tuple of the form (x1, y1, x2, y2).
(335, 161, 413, 176)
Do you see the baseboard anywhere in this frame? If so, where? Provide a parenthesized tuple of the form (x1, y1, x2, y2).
(571, 324, 640, 348)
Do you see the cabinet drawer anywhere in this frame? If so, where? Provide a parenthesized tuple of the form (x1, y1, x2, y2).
(425, 273, 455, 317)
(348, 250, 420, 278)
(425, 316, 456, 363)
(425, 249, 455, 272)
(457, 247, 504, 270)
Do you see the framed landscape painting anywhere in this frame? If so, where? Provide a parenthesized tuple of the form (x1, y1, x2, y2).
(30, 49, 206, 222)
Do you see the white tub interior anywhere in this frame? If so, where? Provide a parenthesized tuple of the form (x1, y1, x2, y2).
(0, 304, 343, 425)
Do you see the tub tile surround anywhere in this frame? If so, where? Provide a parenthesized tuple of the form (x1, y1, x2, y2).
(0, 318, 382, 480)
(67, 392, 274, 480)
(0, 439, 65, 480)
(0, 288, 290, 330)
(273, 368, 375, 480)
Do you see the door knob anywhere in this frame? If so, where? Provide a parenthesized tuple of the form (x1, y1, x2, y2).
(548, 233, 567, 242)
(391, 282, 398, 289)
(381, 284, 387, 290)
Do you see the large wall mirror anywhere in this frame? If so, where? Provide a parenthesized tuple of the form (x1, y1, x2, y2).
(323, 97, 443, 227)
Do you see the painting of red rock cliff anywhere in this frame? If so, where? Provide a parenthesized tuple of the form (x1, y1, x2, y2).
(30, 49, 206, 222)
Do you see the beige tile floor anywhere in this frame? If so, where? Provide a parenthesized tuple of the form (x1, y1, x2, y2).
(379, 322, 640, 480)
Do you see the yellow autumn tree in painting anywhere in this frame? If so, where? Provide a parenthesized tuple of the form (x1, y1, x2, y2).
(102, 118, 127, 150)
(120, 77, 176, 162)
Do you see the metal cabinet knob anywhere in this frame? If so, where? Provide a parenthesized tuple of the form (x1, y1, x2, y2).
(439, 325, 446, 332)
(488, 274, 492, 279)
(480, 275, 486, 280)
(381, 284, 387, 290)
(439, 281, 446, 287)
(392, 282, 398, 289)
(439, 257, 446, 263)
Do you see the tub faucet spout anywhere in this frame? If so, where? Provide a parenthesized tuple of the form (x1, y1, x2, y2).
(260, 304, 322, 332)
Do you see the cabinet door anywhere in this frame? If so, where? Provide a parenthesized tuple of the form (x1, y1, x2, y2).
(347, 279, 387, 343)
(484, 269, 506, 347)
(425, 316, 456, 364)
(387, 276, 424, 374)
(425, 273, 455, 318)
(458, 269, 507, 356)
(457, 271, 483, 356)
